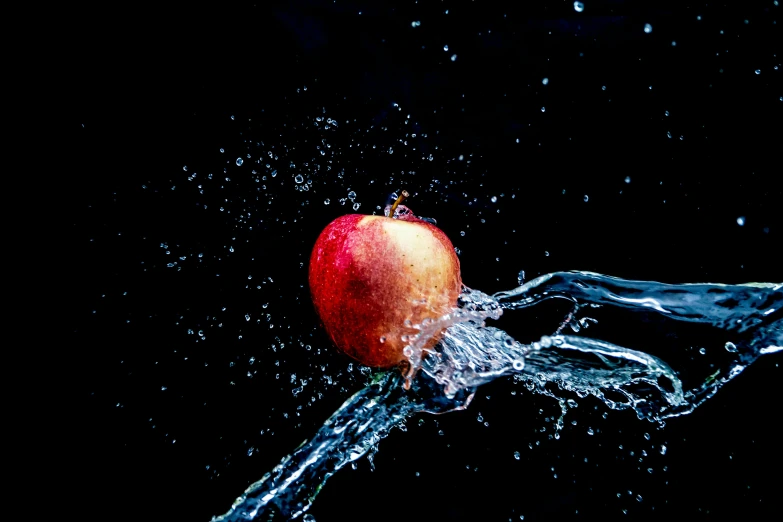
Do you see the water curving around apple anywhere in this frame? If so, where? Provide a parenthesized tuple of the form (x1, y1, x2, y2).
(212, 273, 781, 520)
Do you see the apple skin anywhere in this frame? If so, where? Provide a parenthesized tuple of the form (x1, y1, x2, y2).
(309, 212, 462, 368)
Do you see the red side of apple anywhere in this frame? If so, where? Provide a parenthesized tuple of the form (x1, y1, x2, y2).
(309, 213, 462, 368)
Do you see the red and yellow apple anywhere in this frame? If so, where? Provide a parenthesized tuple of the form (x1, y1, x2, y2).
(308, 195, 462, 368)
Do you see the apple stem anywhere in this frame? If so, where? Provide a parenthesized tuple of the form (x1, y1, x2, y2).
(389, 190, 409, 218)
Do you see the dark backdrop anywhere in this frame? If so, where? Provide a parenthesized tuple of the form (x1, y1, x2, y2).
(61, 1, 780, 521)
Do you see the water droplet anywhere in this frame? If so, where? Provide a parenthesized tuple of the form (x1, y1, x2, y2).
(737, 216, 745, 226)
(450, 54, 457, 62)
(624, 176, 631, 184)
(542, 77, 549, 85)
(644, 23, 653, 33)
(295, 174, 304, 184)
(660, 445, 667, 455)
(512, 359, 525, 371)
(541, 106, 546, 112)
(583, 195, 589, 202)
(699, 347, 706, 355)
(725, 342, 738, 353)
(574, 1, 585, 12)
(517, 270, 526, 285)
(513, 451, 521, 460)
(411, 20, 421, 28)
(353, 202, 361, 211)
(324, 198, 330, 205)
(443, 45, 449, 51)
(236, 157, 243, 166)
(491, 196, 498, 203)
(755, 69, 761, 75)
(347, 190, 356, 200)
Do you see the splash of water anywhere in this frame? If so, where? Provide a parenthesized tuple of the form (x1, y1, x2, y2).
(212, 271, 781, 520)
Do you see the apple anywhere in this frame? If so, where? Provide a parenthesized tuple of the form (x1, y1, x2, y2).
(308, 192, 462, 369)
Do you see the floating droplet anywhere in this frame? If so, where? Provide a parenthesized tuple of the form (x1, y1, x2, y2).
(644, 23, 653, 33)
(574, 1, 585, 12)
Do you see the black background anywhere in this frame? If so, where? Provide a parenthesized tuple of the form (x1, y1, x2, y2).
(61, 1, 780, 521)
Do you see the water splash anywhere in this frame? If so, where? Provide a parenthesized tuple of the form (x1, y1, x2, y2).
(495, 271, 781, 420)
(213, 272, 781, 520)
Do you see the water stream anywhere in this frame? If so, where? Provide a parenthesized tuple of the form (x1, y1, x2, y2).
(212, 271, 781, 521)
